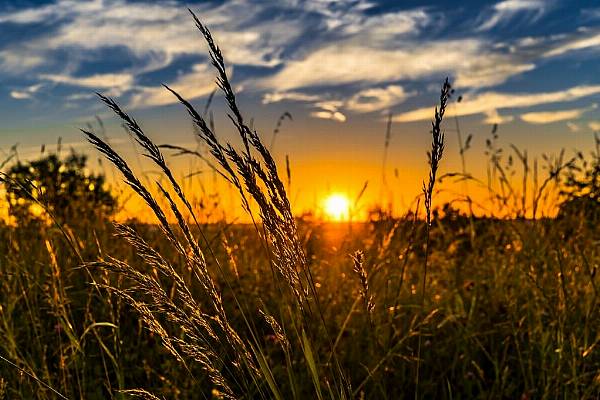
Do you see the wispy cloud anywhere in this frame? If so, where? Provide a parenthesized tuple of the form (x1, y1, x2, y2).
(0, 0, 295, 69)
(395, 85, 600, 123)
(520, 104, 597, 124)
(0, 49, 44, 73)
(129, 64, 217, 108)
(311, 101, 346, 122)
(263, 39, 533, 91)
(10, 83, 44, 100)
(262, 91, 323, 104)
(346, 85, 409, 113)
(40, 73, 134, 90)
(477, 0, 549, 31)
(263, 84, 410, 121)
(589, 121, 600, 132)
(483, 109, 514, 124)
(543, 30, 600, 58)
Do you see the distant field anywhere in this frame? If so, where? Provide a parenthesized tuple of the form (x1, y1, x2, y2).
(1, 212, 599, 399)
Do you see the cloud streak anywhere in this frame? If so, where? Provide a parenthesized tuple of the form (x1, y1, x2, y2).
(477, 0, 549, 31)
(395, 85, 600, 123)
(129, 64, 217, 108)
(520, 104, 596, 124)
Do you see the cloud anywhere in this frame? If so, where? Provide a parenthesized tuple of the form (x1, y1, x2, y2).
(129, 63, 216, 108)
(0, 0, 104, 24)
(346, 85, 409, 113)
(454, 60, 535, 88)
(334, 9, 430, 38)
(311, 110, 346, 122)
(40, 73, 134, 90)
(10, 83, 44, 100)
(66, 92, 96, 101)
(589, 121, 600, 132)
(483, 109, 514, 124)
(0, 0, 303, 72)
(0, 49, 44, 74)
(262, 91, 322, 104)
(9, 91, 31, 100)
(477, 0, 549, 31)
(395, 85, 600, 122)
(263, 84, 410, 121)
(264, 39, 532, 91)
(543, 31, 600, 58)
(311, 100, 346, 122)
(520, 104, 597, 124)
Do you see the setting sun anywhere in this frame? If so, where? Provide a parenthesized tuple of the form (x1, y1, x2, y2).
(323, 193, 350, 221)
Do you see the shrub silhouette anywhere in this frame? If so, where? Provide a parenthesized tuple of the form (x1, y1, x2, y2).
(559, 135, 600, 221)
(5, 151, 116, 224)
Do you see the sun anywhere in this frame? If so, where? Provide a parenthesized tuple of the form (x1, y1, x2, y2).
(323, 193, 350, 221)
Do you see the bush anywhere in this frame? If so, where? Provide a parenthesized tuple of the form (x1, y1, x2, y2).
(4, 152, 116, 224)
(559, 136, 600, 221)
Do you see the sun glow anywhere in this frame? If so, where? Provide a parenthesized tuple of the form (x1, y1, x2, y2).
(323, 193, 350, 221)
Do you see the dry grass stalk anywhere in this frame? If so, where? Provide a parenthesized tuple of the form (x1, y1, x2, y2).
(79, 9, 339, 398)
(259, 310, 290, 350)
(352, 251, 374, 316)
(416, 78, 451, 399)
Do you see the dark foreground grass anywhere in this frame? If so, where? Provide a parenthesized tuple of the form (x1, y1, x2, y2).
(0, 9, 599, 400)
(1, 214, 599, 399)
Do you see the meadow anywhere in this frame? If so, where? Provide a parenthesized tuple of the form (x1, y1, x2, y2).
(0, 10, 599, 400)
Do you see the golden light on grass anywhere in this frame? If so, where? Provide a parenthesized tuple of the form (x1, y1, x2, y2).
(323, 193, 350, 221)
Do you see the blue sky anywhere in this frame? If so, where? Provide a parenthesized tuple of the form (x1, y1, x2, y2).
(1, 0, 599, 125)
(1, 0, 600, 214)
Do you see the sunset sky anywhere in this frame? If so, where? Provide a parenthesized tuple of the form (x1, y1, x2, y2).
(1, 0, 600, 218)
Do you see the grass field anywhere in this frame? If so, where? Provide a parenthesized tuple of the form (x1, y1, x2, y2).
(0, 10, 599, 400)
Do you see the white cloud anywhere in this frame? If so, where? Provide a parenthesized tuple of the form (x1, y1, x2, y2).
(0, 50, 44, 74)
(9, 83, 44, 100)
(0, 0, 103, 23)
(39, 73, 134, 90)
(395, 85, 600, 122)
(129, 63, 216, 108)
(483, 109, 514, 124)
(520, 104, 596, 124)
(335, 9, 430, 38)
(311, 100, 346, 122)
(263, 84, 411, 120)
(10, 91, 31, 100)
(264, 39, 531, 91)
(66, 92, 96, 101)
(311, 110, 346, 122)
(454, 60, 534, 88)
(543, 31, 600, 58)
(589, 121, 600, 131)
(346, 85, 409, 113)
(477, 0, 548, 31)
(0, 0, 302, 72)
(262, 91, 322, 104)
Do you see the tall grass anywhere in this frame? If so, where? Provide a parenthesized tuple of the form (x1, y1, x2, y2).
(80, 10, 351, 399)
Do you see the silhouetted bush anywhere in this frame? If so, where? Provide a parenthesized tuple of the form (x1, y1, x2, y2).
(559, 135, 600, 221)
(4, 152, 116, 224)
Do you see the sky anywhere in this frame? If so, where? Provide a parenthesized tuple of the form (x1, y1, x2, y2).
(1, 0, 600, 218)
